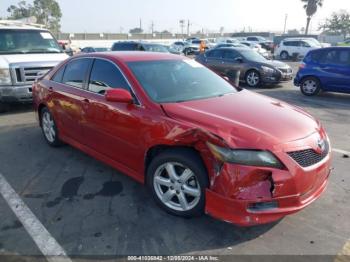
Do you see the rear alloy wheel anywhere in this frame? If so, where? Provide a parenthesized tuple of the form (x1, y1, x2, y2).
(147, 149, 208, 217)
(280, 51, 289, 60)
(245, 70, 261, 88)
(300, 77, 321, 96)
(41, 107, 62, 147)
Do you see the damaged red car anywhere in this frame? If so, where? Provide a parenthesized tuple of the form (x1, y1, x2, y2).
(33, 52, 332, 226)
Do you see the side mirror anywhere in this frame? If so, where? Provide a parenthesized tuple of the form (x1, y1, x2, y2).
(105, 88, 133, 103)
(235, 57, 243, 63)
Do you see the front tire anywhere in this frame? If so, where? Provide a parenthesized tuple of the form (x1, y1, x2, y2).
(245, 70, 261, 88)
(40, 107, 62, 147)
(147, 148, 208, 218)
(300, 77, 321, 96)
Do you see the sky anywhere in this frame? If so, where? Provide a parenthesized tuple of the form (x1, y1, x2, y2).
(1, 0, 350, 33)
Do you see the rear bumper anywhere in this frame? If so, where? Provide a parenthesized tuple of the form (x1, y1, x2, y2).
(0, 85, 33, 103)
(205, 170, 330, 226)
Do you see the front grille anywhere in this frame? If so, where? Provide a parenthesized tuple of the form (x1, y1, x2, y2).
(287, 142, 329, 168)
(13, 66, 53, 84)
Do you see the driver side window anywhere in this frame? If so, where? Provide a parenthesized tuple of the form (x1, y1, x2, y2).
(88, 59, 129, 95)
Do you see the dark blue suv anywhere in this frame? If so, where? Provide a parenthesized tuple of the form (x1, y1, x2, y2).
(294, 47, 350, 96)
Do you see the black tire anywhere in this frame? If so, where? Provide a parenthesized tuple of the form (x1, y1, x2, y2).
(300, 77, 321, 96)
(40, 107, 63, 147)
(245, 69, 261, 88)
(0, 102, 8, 113)
(280, 51, 289, 60)
(147, 148, 209, 218)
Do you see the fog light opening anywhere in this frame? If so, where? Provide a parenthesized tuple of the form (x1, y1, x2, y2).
(248, 201, 278, 212)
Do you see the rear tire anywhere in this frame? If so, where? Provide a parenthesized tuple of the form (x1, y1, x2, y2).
(300, 77, 321, 96)
(147, 148, 208, 218)
(280, 51, 289, 60)
(40, 107, 63, 147)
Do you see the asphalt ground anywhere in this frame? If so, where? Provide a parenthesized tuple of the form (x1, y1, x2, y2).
(0, 62, 349, 262)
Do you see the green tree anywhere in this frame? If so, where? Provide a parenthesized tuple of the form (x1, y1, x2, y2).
(129, 28, 143, 34)
(7, 0, 62, 34)
(301, 0, 324, 35)
(7, 1, 33, 19)
(320, 10, 350, 39)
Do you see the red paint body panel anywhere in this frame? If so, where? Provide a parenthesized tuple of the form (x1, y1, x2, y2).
(32, 52, 332, 226)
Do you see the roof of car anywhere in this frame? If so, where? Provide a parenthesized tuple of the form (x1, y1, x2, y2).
(77, 51, 184, 62)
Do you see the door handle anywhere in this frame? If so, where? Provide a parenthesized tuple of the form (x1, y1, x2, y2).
(48, 86, 53, 92)
(83, 98, 90, 103)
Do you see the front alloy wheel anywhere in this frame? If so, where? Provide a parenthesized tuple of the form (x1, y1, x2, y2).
(300, 77, 321, 96)
(153, 162, 201, 212)
(147, 149, 208, 217)
(245, 70, 261, 88)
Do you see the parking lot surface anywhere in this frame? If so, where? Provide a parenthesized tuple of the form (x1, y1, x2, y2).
(0, 62, 349, 261)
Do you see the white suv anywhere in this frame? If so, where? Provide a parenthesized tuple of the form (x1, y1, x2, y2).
(274, 38, 320, 60)
(0, 21, 68, 108)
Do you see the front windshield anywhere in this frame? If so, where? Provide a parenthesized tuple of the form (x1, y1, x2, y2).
(305, 39, 321, 47)
(0, 29, 62, 54)
(143, 44, 169, 53)
(241, 49, 267, 62)
(128, 59, 237, 103)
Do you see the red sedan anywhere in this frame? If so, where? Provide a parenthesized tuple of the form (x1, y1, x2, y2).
(32, 52, 332, 226)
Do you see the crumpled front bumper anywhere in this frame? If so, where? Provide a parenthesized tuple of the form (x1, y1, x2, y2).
(0, 85, 33, 102)
(204, 135, 332, 226)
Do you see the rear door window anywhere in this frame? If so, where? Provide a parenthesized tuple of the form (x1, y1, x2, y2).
(207, 49, 224, 59)
(62, 58, 91, 89)
(223, 50, 240, 60)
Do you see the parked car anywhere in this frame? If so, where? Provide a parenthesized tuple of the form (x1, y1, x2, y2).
(111, 41, 169, 53)
(183, 39, 210, 56)
(246, 36, 274, 51)
(274, 38, 321, 60)
(0, 20, 68, 112)
(81, 47, 110, 53)
(170, 41, 186, 53)
(294, 47, 350, 96)
(240, 41, 270, 59)
(33, 52, 331, 226)
(196, 47, 293, 87)
(214, 43, 248, 49)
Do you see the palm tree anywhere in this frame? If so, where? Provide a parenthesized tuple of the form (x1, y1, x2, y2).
(301, 0, 324, 35)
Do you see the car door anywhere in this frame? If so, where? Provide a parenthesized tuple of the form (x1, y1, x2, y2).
(300, 41, 312, 57)
(222, 49, 244, 76)
(49, 58, 92, 143)
(81, 58, 144, 169)
(319, 49, 350, 92)
(204, 49, 225, 74)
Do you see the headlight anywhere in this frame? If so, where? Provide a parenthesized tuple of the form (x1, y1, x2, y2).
(207, 142, 284, 169)
(0, 68, 12, 86)
(261, 66, 275, 74)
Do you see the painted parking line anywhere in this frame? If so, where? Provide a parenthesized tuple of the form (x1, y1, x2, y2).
(0, 173, 72, 262)
(333, 148, 350, 156)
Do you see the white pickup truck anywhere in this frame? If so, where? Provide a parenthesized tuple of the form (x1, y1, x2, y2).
(0, 21, 68, 111)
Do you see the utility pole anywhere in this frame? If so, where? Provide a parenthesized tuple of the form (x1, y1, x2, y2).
(187, 19, 190, 36)
(139, 18, 142, 31)
(283, 14, 288, 34)
(179, 20, 185, 37)
(151, 21, 154, 34)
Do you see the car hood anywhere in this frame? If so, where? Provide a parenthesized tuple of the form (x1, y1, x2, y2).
(0, 53, 69, 66)
(261, 60, 289, 69)
(161, 90, 320, 148)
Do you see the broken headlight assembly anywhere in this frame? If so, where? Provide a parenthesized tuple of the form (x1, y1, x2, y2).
(207, 142, 284, 169)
